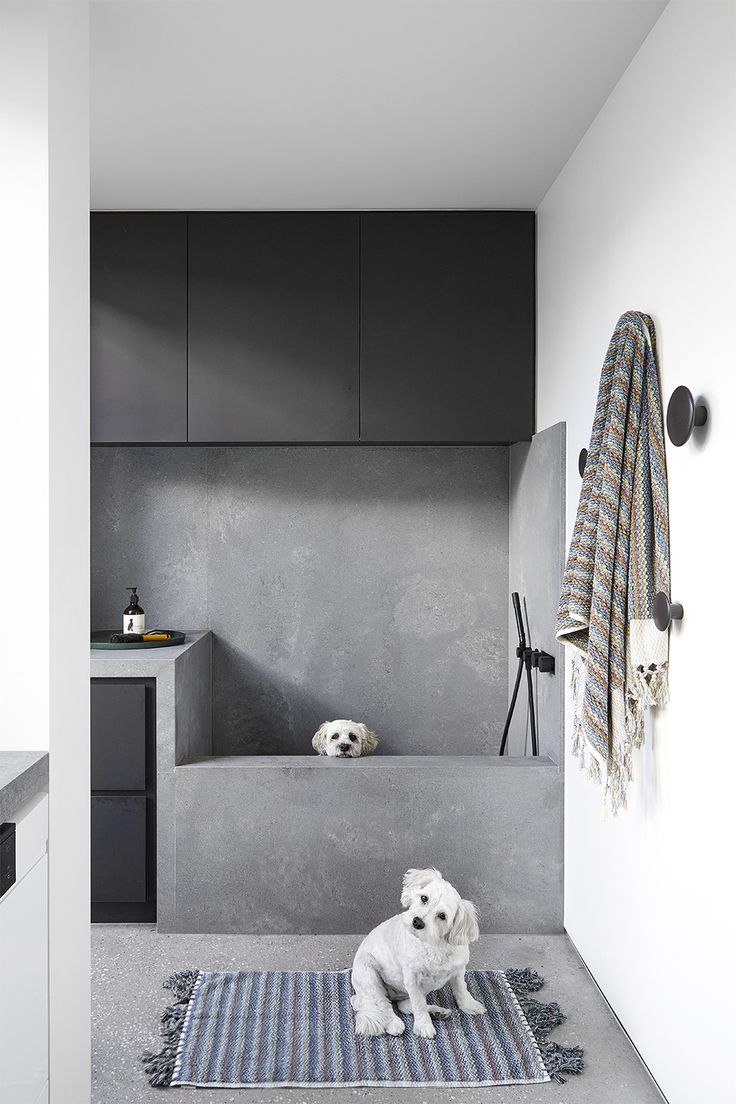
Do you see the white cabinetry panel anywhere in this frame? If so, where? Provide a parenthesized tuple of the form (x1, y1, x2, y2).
(0, 794, 49, 1104)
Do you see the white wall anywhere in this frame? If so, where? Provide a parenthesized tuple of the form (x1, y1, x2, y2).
(0, 0, 50, 749)
(0, 2, 90, 1102)
(537, 4, 735, 1103)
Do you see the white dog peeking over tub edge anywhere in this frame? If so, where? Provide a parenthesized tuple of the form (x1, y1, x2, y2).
(350, 867, 485, 1038)
(312, 720, 378, 757)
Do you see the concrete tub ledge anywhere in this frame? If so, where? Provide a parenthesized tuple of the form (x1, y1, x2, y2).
(165, 751, 563, 936)
(178, 753, 559, 770)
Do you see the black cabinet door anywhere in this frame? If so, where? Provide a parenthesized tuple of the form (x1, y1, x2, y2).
(91, 213, 187, 442)
(91, 682, 146, 791)
(91, 677, 156, 922)
(360, 212, 535, 442)
(188, 213, 359, 442)
(91, 796, 147, 902)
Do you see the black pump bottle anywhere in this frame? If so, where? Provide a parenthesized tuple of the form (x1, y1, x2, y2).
(123, 588, 145, 635)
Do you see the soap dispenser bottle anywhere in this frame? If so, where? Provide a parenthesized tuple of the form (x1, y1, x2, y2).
(123, 588, 145, 635)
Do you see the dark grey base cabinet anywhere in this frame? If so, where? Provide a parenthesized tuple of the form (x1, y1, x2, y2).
(90, 211, 535, 445)
(91, 678, 156, 922)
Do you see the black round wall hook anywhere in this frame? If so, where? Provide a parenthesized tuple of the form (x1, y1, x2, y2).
(653, 591, 684, 632)
(666, 386, 707, 447)
(578, 447, 588, 477)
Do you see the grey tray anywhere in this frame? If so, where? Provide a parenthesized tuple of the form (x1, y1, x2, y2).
(90, 630, 186, 650)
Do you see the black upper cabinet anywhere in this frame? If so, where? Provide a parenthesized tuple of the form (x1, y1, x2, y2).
(91, 213, 187, 443)
(359, 212, 535, 442)
(188, 213, 359, 442)
(90, 211, 534, 444)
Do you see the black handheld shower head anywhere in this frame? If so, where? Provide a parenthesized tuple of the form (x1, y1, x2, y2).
(511, 591, 526, 650)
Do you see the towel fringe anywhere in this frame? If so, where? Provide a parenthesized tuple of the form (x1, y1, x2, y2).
(630, 662, 669, 709)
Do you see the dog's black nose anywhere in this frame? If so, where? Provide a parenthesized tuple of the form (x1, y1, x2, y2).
(412, 916, 425, 930)
(338, 743, 351, 753)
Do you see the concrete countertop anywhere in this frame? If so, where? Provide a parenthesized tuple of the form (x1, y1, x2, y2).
(90, 630, 211, 675)
(0, 751, 49, 823)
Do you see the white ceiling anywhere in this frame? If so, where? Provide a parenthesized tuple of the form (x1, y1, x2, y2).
(91, 0, 667, 210)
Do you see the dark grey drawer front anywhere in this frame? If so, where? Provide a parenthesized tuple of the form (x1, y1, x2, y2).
(91, 682, 146, 791)
(91, 795, 146, 902)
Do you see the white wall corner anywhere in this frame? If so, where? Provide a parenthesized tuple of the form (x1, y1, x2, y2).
(536, 4, 736, 1103)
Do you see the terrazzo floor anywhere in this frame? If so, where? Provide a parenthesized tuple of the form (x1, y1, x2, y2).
(92, 927, 665, 1104)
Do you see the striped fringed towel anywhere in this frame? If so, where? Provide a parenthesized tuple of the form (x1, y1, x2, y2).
(142, 967, 584, 1088)
(556, 311, 670, 812)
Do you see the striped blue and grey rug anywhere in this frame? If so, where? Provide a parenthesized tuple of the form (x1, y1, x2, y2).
(143, 966, 583, 1089)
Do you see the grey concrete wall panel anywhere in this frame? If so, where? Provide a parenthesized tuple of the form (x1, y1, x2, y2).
(507, 423, 566, 762)
(91, 446, 509, 755)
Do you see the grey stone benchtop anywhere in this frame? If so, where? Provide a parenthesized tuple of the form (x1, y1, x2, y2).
(89, 629, 211, 675)
(0, 751, 49, 823)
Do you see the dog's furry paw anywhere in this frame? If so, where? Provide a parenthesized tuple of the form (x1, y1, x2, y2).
(427, 1004, 452, 1019)
(413, 1015, 436, 1038)
(459, 998, 486, 1015)
(355, 1013, 383, 1036)
(355, 1012, 404, 1037)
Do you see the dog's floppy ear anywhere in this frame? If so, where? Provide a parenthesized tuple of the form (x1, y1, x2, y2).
(312, 722, 331, 755)
(358, 724, 378, 756)
(401, 867, 442, 908)
(447, 899, 480, 946)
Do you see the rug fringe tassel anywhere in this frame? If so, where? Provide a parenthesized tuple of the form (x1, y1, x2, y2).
(141, 969, 199, 1088)
(504, 966, 545, 995)
(506, 967, 585, 1084)
(541, 1041, 586, 1083)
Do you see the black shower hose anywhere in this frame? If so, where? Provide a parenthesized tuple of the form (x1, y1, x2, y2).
(499, 650, 539, 757)
(498, 652, 524, 756)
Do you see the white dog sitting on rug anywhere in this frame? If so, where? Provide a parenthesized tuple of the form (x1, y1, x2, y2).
(312, 720, 378, 758)
(350, 868, 485, 1038)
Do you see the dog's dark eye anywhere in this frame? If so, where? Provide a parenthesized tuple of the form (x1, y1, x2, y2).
(348, 733, 357, 742)
(331, 733, 339, 740)
(420, 895, 428, 904)
(437, 912, 446, 921)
